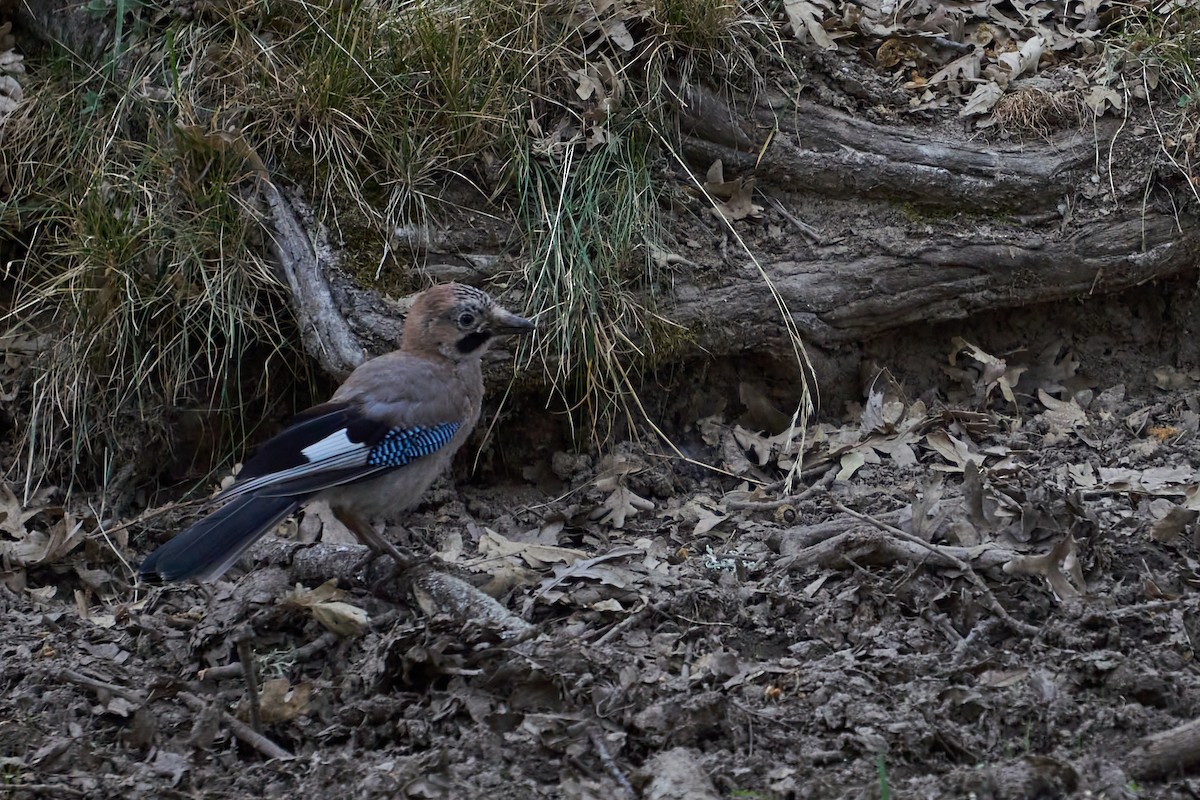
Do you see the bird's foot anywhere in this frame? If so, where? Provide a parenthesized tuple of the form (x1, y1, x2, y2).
(333, 508, 417, 586)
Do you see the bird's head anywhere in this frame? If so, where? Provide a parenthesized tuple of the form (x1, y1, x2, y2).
(403, 283, 535, 362)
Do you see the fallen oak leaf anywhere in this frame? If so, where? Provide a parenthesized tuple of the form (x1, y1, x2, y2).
(282, 580, 369, 637)
(477, 527, 588, 569)
(959, 81, 1003, 116)
(590, 485, 654, 528)
(2, 513, 85, 568)
(925, 429, 982, 472)
(1037, 389, 1088, 431)
(532, 546, 644, 603)
(309, 601, 368, 637)
(1003, 534, 1084, 601)
(240, 678, 312, 724)
(1150, 506, 1198, 544)
(783, 0, 836, 49)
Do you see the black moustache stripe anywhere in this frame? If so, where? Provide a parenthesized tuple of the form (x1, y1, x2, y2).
(456, 330, 493, 354)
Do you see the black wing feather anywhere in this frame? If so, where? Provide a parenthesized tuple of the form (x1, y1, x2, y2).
(139, 494, 300, 582)
(235, 402, 390, 483)
(140, 400, 462, 583)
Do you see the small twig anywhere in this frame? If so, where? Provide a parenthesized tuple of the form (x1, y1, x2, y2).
(589, 729, 636, 800)
(590, 599, 675, 647)
(198, 662, 244, 682)
(178, 692, 293, 761)
(832, 501, 1039, 637)
(1108, 598, 1184, 618)
(1, 784, 85, 797)
(725, 495, 796, 511)
(59, 668, 146, 704)
(439, 667, 485, 676)
(726, 464, 839, 511)
(201, 630, 341, 682)
(95, 499, 202, 542)
(64, 668, 292, 760)
(763, 194, 825, 244)
(292, 629, 341, 661)
(730, 700, 804, 733)
(927, 35, 975, 54)
(793, 464, 840, 501)
(236, 633, 262, 733)
(951, 618, 1000, 667)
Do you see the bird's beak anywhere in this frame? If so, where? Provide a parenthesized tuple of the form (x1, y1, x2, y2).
(489, 306, 536, 336)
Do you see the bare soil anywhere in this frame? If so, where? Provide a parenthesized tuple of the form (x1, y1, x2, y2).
(5, 278, 1200, 799)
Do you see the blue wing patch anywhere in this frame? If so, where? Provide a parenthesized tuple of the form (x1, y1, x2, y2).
(367, 422, 461, 468)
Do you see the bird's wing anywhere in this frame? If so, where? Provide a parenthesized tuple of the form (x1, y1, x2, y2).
(138, 494, 300, 582)
(218, 400, 462, 500)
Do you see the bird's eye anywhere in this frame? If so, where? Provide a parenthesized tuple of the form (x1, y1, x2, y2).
(457, 311, 476, 328)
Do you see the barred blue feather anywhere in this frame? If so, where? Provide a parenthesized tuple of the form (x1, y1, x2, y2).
(368, 423, 461, 468)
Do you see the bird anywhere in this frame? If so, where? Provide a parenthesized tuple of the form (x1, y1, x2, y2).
(138, 282, 535, 583)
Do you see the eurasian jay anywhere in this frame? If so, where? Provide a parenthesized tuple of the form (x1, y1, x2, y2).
(138, 283, 535, 583)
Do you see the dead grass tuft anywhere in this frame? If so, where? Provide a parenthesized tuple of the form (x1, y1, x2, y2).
(2, 0, 809, 487)
(992, 87, 1086, 139)
(1111, 3, 1200, 203)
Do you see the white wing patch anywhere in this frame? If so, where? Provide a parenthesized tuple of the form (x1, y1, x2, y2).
(217, 426, 380, 501)
(302, 429, 361, 462)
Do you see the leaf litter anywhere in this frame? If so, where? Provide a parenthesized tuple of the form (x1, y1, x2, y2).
(5, 331, 1200, 796)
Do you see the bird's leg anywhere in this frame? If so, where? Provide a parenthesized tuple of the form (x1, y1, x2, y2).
(332, 507, 415, 575)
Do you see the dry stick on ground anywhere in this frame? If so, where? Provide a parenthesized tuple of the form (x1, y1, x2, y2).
(589, 729, 637, 799)
(829, 501, 1040, 637)
(177, 692, 294, 761)
(59, 668, 146, 704)
(5, 785, 84, 797)
(235, 633, 262, 733)
(591, 600, 667, 647)
(200, 631, 341, 682)
(247, 537, 535, 640)
(56, 669, 293, 761)
(726, 465, 840, 511)
(1128, 716, 1200, 780)
(775, 508, 906, 551)
(777, 527, 1012, 571)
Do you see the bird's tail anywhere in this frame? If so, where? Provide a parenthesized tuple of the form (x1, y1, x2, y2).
(138, 494, 300, 583)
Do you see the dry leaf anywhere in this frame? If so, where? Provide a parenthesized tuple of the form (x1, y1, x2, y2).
(602, 19, 634, 51)
(1098, 466, 1195, 495)
(590, 485, 654, 528)
(928, 51, 982, 93)
(1004, 535, 1084, 601)
(837, 451, 866, 481)
(1150, 506, 1198, 544)
(924, 430, 981, 472)
(998, 36, 1045, 79)
(283, 580, 369, 636)
(2, 512, 85, 568)
(310, 601, 368, 637)
(1037, 389, 1088, 433)
(979, 668, 1029, 688)
(533, 546, 645, 603)
(477, 528, 587, 568)
(254, 679, 312, 724)
(1085, 84, 1123, 116)
(950, 338, 1024, 404)
(783, 0, 836, 49)
(959, 80, 1004, 116)
(861, 370, 905, 433)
